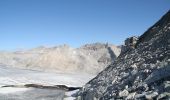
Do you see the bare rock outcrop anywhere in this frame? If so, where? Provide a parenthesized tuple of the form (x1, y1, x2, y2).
(76, 10, 170, 99)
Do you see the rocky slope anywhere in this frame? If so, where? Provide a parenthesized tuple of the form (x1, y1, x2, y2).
(0, 43, 120, 74)
(76, 10, 170, 99)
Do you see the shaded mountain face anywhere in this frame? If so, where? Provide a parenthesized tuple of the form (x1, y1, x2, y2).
(0, 43, 120, 74)
(76, 11, 170, 99)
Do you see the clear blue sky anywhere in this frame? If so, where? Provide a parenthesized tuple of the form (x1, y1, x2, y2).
(0, 0, 169, 50)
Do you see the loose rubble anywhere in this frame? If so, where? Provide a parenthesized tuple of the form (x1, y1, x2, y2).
(76, 10, 170, 99)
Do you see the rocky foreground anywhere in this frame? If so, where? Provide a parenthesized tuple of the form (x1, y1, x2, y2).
(0, 43, 120, 74)
(76, 10, 170, 99)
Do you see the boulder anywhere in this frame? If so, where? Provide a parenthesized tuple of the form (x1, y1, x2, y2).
(119, 89, 129, 97)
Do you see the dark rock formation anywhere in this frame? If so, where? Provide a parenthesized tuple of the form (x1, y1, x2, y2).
(125, 36, 138, 48)
(2, 84, 81, 91)
(76, 10, 170, 100)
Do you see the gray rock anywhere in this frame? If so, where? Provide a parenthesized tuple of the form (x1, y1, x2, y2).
(163, 81, 170, 92)
(77, 96, 82, 100)
(135, 93, 145, 99)
(84, 91, 97, 100)
(157, 92, 170, 100)
(145, 92, 158, 99)
(145, 65, 170, 85)
(126, 92, 136, 100)
(119, 89, 129, 97)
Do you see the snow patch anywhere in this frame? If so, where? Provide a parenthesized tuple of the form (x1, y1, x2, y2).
(0, 87, 30, 94)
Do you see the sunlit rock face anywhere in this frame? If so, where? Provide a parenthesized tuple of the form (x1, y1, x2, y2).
(76, 10, 170, 99)
(0, 43, 120, 74)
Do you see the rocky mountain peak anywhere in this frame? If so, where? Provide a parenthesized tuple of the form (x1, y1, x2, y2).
(76, 10, 170, 99)
(138, 10, 170, 45)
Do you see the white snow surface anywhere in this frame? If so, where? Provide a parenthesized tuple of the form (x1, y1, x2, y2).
(0, 66, 89, 99)
(0, 87, 30, 94)
(0, 65, 95, 88)
(64, 90, 79, 100)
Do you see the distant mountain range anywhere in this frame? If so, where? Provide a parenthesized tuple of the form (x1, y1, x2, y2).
(0, 43, 120, 74)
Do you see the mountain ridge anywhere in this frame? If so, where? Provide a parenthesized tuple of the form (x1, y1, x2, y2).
(76, 10, 170, 99)
(0, 43, 121, 74)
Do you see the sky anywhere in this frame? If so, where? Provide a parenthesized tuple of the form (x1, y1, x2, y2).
(0, 0, 169, 51)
